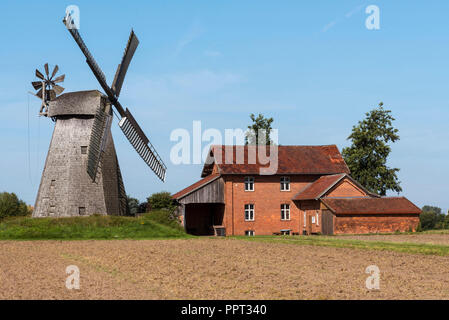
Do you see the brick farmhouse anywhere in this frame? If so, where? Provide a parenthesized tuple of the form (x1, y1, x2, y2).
(172, 145, 421, 236)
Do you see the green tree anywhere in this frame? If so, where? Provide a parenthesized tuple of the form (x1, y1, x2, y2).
(444, 212, 449, 229)
(245, 113, 274, 145)
(138, 202, 149, 214)
(342, 102, 401, 196)
(126, 195, 140, 216)
(0, 192, 30, 219)
(419, 206, 445, 230)
(147, 191, 175, 211)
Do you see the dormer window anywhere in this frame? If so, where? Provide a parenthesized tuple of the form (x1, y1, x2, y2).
(280, 176, 290, 191)
(244, 176, 254, 191)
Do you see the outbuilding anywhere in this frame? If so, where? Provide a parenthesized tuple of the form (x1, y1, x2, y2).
(173, 145, 421, 236)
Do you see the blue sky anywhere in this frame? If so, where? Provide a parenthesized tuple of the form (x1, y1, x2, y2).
(0, 1, 448, 211)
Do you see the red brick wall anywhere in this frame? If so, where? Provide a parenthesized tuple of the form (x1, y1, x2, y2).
(220, 174, 410, 236)
(334, 214, 420, 234)
(326, 179, 367, 197)
(298, 200, 321, 234)
(223, 175, 321, 235)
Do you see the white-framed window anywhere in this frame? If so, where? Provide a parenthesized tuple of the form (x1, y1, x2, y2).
(245, 230, 255, 236)
(245, 204, 255, 221)
(280, 176, 290, 191)
(244, 176, 255, 191)
(281, 229, 291, 235)
(304, 212, 306, 227)
(312, 215, 316, 224)
(316, 212, 319, 226)
(281, 204, 290, 220)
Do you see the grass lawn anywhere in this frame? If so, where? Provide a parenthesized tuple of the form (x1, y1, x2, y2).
(235, 234, 449, 256)
(0, 211, 192, 240)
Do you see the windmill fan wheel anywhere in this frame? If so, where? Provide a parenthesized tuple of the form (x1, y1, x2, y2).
(31, 63, 65, 102)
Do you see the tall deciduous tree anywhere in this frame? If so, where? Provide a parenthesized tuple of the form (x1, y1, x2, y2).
(245, 113, 274, 145)
(342, 102, 401, 196)
(0, 192, 30, 219)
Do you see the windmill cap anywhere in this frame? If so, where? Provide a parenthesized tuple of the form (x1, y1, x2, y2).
(48, 90, 108, 117)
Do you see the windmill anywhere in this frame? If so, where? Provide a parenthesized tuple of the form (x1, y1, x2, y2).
(31, 63, 65, 116)
(32, 13, 166, 218)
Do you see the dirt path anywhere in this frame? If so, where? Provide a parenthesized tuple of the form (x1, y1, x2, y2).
(1, 238, 448, 299)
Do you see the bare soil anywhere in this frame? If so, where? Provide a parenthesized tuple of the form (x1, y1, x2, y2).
(1, 238, 449, 300)
(335, 233, 449, 246)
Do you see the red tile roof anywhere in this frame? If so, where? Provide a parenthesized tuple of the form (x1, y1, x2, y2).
(172, 173, 221, 200)
(201, 145, 350, 177)
(293, 174, 346, 200)
(321, 197, 421, 215)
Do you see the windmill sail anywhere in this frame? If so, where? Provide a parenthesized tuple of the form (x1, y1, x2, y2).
(87, 104, 113, 181)
(112, 30, 139, 98)
(63, 17, 167, 182)
(119, 109, 166, 181)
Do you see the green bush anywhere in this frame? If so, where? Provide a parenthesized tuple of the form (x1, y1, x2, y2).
(416, 222, 423, 232)
(0, 192, 30, 220)
(145, 209, 182, 230)
(147, 191, 175, 211)
(126, 195, 140, 216)
(420, 206, 446, 230)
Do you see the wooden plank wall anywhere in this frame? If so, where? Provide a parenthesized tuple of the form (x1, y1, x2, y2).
(179, 178, 225, 204)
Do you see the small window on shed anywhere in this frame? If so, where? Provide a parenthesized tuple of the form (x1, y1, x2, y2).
(81, 146, 88, 154)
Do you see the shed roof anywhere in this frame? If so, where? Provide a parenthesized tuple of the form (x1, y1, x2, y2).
(201, 145, 350, 177)
(321, 197, 421, 215)
(293, 173, 377, 200)
(172, 173, 221, 200)
(293, 173, 346, 200)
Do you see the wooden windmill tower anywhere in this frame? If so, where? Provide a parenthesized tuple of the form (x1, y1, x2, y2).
(32, 12, 166, 217)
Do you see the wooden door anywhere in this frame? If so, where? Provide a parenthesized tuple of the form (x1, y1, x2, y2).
(321, 210, 334, 235)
